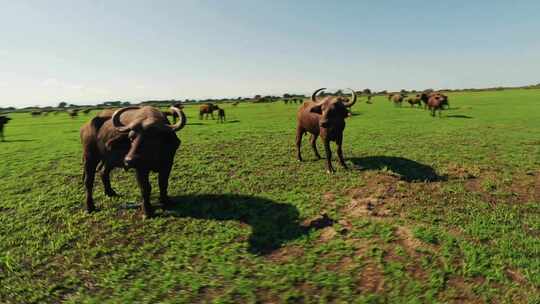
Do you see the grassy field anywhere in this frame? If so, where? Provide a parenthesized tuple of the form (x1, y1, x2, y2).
(1, 89, 539, 303)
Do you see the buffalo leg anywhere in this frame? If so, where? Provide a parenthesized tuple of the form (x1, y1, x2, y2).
(296, 127, 304, 161)
(101, 165, 117, 197)
(83, 158, 99, 212)
(310, 134, 321, 159)
(136, 169, 154, 218)
(210, 112, 214, 120)
(158, 166, 172, 207)
(323, 139, 335, 173)
(336, 135, 348, 169)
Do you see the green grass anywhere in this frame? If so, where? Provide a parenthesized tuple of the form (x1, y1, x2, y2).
(1, 89, 539, 303)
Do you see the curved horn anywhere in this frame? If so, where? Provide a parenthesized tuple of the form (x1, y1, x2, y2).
(343, 88, 357, 107)
(112, 106, 140, 132)
(168, 106, 186, 132)
(311, 88, 326, 102)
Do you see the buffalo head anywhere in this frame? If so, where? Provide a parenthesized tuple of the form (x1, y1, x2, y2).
(309, 88, 357, 128)
(111, 106, 186, 168)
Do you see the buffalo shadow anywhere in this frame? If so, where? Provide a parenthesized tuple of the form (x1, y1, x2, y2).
(163, 194, 310, 255)
(350, 156, 446, 182)
(446, 114, 473, 119)
(1, 139, 36, 143)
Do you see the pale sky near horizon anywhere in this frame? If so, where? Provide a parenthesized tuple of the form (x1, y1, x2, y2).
(1, 1, 539, 107)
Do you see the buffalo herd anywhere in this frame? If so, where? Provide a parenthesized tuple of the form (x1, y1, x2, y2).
(0, 88, 453, 216)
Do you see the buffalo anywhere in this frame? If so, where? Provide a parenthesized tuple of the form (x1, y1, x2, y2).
(82, 108, 92, 115)
(31, 111, 42, 116)
(407, 95, 422, 108)
(80, 106, 186, 217)
(0, 115, 11, 142)
(390, 94, 405, 106)
(296, 88, 357, 173)
(199, 103, 219, 120)
(67, 109, 79, 118)
(217, 108, 226, 123)
(419, 92, 449, 109)
(427, 94, 446, 117)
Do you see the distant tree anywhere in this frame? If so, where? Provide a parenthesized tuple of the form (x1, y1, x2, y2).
(254, 95, 261, 100)
(58, 102, 67, 108)
(400, 89, 408, 95)
(363, 88, 372, 95)
(122, 101, 131, 106)
(335, 89, 343, 96)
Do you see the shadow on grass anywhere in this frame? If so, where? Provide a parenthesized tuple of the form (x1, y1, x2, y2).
(1, 139, 36, 143)
(350, 156, 446, 182)
(163, 194, 312, 255)
(446, 114, 473, 119)
(186, 122, 205, 125)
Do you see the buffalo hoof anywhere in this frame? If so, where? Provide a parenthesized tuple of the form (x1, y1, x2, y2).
(105, 190, 118, 197)
(160, 197, 173, 208)
(142, 209, 155, 219)
(86, 206, 96, 213)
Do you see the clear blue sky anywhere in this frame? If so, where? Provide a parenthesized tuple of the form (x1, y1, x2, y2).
(1, 1, 539, 107)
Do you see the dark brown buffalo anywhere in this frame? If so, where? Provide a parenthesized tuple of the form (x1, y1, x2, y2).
(217, 108, 226, 123)
(427, 94, 446, 117)
(31, 111, 42, 116)
(199, 103, 219, 120)
(0, 115, 11, 142)
(296, 88, 357, 173)
(82, 108, 92, 115)
(80, 106, 186, 217)
(419, 92, 449, 109)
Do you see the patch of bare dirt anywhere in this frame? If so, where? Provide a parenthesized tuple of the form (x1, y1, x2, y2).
(465, 170, 540, 204)
(444, 277, 484, 304)
(266, 245, 305, 264)
(344, 173, 403, 219)
(445, 163, 479, 180)
(319, 227, 337, 242)
(357, 263, 385, 293)
(505, 268, 528, 285)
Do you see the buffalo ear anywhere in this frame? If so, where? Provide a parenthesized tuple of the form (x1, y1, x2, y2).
(310, 105, 323, 114)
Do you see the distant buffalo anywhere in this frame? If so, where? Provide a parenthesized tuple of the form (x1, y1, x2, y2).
(0, 115, 11, 142)
(389, 94, 405, 106)
(31, 111, 42, 116)
(407, 96, 422, 108)
(67, 109, 79, 118)
(199, 103, 219, 120)
(217, 108, 226, 123)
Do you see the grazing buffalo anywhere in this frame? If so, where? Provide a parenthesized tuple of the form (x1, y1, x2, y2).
(232, 101, 239, 106)
(82, 108, 92, 115)
(31, 111, 42, 116)
(407, 96, 422, 108)
(390, 94, 405, 106)
(67, 109, 79, 118)
(80, 106, 186, 217)
(0, 116, 11, 142)
(296, 88, 357, 173)
(199, 103, 219, 120)
(217, 108, 226, 123)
